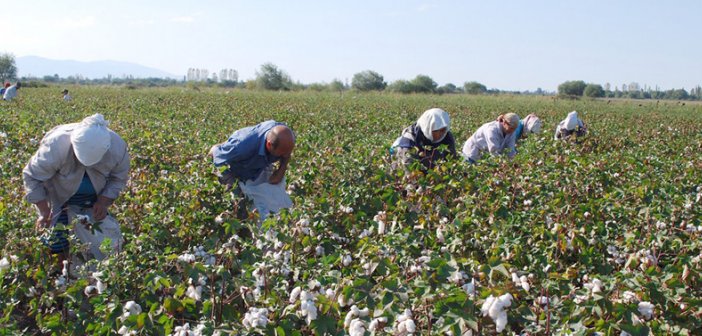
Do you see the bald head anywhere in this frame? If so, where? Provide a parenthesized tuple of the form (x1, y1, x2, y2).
(266, 125, 295, 158)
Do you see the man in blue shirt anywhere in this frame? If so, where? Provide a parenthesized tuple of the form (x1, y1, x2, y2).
(210, 120, 295, 220)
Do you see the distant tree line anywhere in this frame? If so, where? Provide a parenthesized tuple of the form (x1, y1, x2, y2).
(558, 80, 702, 101)
(3, 52, 699, 100)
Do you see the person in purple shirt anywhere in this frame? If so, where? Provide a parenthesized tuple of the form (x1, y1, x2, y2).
(210, 120, 295, 220)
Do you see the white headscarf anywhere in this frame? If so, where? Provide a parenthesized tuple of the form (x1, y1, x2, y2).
(417, 108, 450, 143)
(523, 114, 543, 134)
(564, 111, 579, 131)
(70, 114, 111, 166)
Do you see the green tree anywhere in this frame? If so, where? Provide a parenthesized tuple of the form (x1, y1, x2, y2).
(255, 63, 292, 90)
(436, 83, 458, 94)
(583, 84, 605, 98)
(0, 53, 17, 81)
(558, 80, 587, 96)
(351, 70, 386, 91)
(329, 79, 345, 92)
(464, 81, 487, 94)
(668, 88, 689, 100)
(410, 74, 437, 93)
(387, 80, 416, 94)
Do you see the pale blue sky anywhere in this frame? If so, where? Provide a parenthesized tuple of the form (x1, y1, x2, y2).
(2, 0, 701, 91)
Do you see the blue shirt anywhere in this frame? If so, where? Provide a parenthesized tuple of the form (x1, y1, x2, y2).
(212, 120, 284, 181)
(514, 121, 524, 140)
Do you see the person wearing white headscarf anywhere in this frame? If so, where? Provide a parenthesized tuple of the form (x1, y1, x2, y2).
(23, 114, 130, 260)
(461, 113, 520, 163)
(391, 108, 456, 169)
(514, 114, 543, 141)
(554, 111, 587, 140)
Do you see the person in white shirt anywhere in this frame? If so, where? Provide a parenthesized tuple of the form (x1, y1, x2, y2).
(554, 111, 587, 140)
(23, 114, 129, 260)
(62, 89, 72, 101)
(461, 113, 520, 163)
(2, 82, 20, 101)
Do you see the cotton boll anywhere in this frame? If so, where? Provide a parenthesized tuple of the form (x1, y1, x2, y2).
(348, 319, 366, 336)
(186, 285, 202, 301)
(622, 291, 637, 303)
(404, 319, 416, 333)
(481, 296, 496, 317)
(638, 301, 654, 319)
(123, 301, 142, 317)
(289, 286, 301, 303)
(519, 275, 530, 292)
(511, 272, 520, 284)
(462, 279, 475, 296)
(342, 254, 352, 267)
(494, 311, 508, 332)
(0, 257, 10, 271)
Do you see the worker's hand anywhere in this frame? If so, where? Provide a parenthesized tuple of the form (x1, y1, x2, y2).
(35, 214, 52, 231)
(34, 200, 52, 231)
(268, 169, 285, 185)
(93, 196, 113, 221)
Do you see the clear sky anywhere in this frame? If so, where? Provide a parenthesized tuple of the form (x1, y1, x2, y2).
(2, 0, 701, 91)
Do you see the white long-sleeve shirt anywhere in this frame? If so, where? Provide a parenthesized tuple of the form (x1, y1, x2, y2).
(23, 123, 130, 220)
(2, 85, 18, 101)
(461, 121, 517, 162)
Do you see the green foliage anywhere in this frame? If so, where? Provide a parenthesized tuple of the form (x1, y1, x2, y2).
(0, 88, 700, 334)
(351, 70, 386, 91)
(584, 84, 605, 98)
(410, 75, 437, 93)
(0, 53, 17, 81)
(464, 81, 487, 94)
(255, 63, 292, 91)
(558, 80, 587, 97)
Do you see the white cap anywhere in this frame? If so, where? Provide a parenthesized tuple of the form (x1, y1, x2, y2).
(70, 114, 111, 166)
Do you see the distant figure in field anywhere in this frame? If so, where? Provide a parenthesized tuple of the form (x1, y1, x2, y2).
(391, 108, 456, 169)
(2, 82, 21, 101)
(514, 114, 543, 141)
(461, 113, 520, 163)
(210, 120, 295, 221)
(554, 111, 587, 140)
(0, 82, 10, 96)
(62, 89, 72, 101)
(23, 114, 129, 261)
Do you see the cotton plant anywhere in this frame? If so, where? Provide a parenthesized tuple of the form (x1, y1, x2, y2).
(0, 257, 11, 272)
(348, 318, 366, 336)
(368, 317, 388, 334)
(340, 205, 354, 214)
(480, 293, 513, 333)
(344, 305, 370, 335)
(117, 325, 137, 335)
(288, 287, 318, 325)
(242, 307, 269, 330)
(122, 301, 142, 320)
(374, 211, 386, 235)
(637, 301, 655, 320)
(171, 323, 203, 336)
(393, 308, 416, 334)
(511, 272, 530, 292)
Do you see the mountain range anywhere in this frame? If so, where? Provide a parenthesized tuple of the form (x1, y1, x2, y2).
(16, 56, 178, 79)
